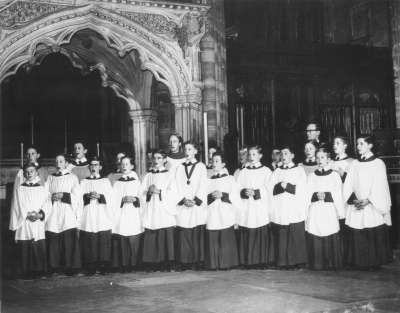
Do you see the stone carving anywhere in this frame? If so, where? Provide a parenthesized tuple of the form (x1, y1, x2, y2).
(0, 1, 68, 29)
(119, 11, 177, 38)
(176, 13, 203, 56)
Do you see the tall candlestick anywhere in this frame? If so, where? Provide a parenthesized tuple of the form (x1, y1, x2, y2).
(30, 114, 34, 145)
(20, 142, 24, 168)
(203, 112, 208, 165)
(64, 119, 67, 154)
(240, 106, 244, 147)
(97, 142, 100, 157)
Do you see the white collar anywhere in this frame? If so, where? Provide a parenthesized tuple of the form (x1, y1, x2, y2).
(184, 158, 197, 164)
(282, 162, 295, 168)
(153, 166, 166, 171)
(25, 176, 40, 184)
(213, 168, 229, 175)
(89, 174, 101, 179)
(75, 157, 87, 163)
(361, 151, 373, 159)
(335, 153, 348, 160)
(121, 172, 135, 179)
(57, 169, 69, 175)
(249, 161, 261, 167)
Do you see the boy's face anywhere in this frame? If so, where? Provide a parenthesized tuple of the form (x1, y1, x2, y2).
(24, 166, 37, 181)
(304, 143, 316, 158)
(74, 143, 87, 159)
(316, 151, 329, 167)
(120, 158, 134, 173)
(212, 155, 225, 171)
(248, 149, 261, 163)
(333, 138, 347, 155)
(357, 138, 372, 155)
(169, 136, 180, 152)
(271, 150, 281, 163)
(152, 153, 166, 168)
(89, 161, 101, 175)
(116, 153, 126, 165)
(281, 149, 294, 164)
(184, 144, 197, 159)
(55, 155, 67, 170)
(26, 148, 39, 163)
(208, 147, 217, 160)
(238, 150, 248, 165)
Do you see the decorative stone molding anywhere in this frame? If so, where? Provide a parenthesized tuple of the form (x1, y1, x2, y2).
(0, 1, 72, 29)
(0, 1, 211, 100)
(128, 108, 158, 122)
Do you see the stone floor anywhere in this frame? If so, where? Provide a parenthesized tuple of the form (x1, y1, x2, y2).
(2, 264, 400, 313)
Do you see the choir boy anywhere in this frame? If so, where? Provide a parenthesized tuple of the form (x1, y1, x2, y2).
(343, 135, 392, 269)
(45, 154, 81, 275)
(236, 146, 273, 268)
(175, 141, 208, 270)
(141, 150, 177, 271)
(305, 147, 344, 270)
(206, 146, 217, 177)
(166, 134, 186, 174)
(332, 136, 354, 183)
(234, 147, 249, 180)
(269, 145, 308, 268)
(13, 146, 49, 188)
(111, 156, 143, 271)
(300, 141, 319, 176)
(69, 141, 90, 181)
(107, 151, 126, 186)
(269, 148, 282, 171)
(205, 152, 239, 269)
(79, 156, 113, 275)
(9, 163, 51, 278)
(11, 146, 49, 228)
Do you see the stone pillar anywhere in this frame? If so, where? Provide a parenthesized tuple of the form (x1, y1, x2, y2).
(129, 108, 157, 176)
(171, 93, 203, 143)
(200, 34, 217, 144)
(171, 95, 191, 140)
(390, 0, 400, 127)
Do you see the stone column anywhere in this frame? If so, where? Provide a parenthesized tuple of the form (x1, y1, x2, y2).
(129, 108, 157, 176)
(171, 95, 191, 140)
(200, 34, 217, 144)
(390, 0, 400, 127)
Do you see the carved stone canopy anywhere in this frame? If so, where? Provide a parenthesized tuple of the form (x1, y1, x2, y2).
(0, 0, 210, 103)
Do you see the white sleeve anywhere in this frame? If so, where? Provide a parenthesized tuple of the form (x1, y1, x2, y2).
(332, 173, 345, 219)
(71, 175, 83, 225)
(368, 160, 391, 215)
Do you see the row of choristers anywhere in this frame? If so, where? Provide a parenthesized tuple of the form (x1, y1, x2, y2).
(9, 132, 392, 278)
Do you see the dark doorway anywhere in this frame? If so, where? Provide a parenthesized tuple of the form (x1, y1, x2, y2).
(1, 53, 131, 161)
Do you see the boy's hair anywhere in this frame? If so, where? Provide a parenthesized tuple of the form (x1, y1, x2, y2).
(152, 149, 167, 159)
(89, 155, 102, 165)
(316, 147, 332, 159)
(304, 140, 318, 149)
(212, 151, 226, 163)
(55, 153, 70, 162)
(25, 145, 39, 153)
(73, 141, 87, 149)
(248, 145, 263, 155)
(280, 144, 295, 154)
(183, 140, 199, 151)
(333, 135, 349, 147)
(23, 162, 38, 172)
(169, 133, 184, 146)
(121, 155, 135, 167)
(358, 134, 375, 146)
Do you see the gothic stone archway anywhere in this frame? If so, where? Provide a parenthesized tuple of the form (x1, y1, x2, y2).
(0, 0, 210, 174)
